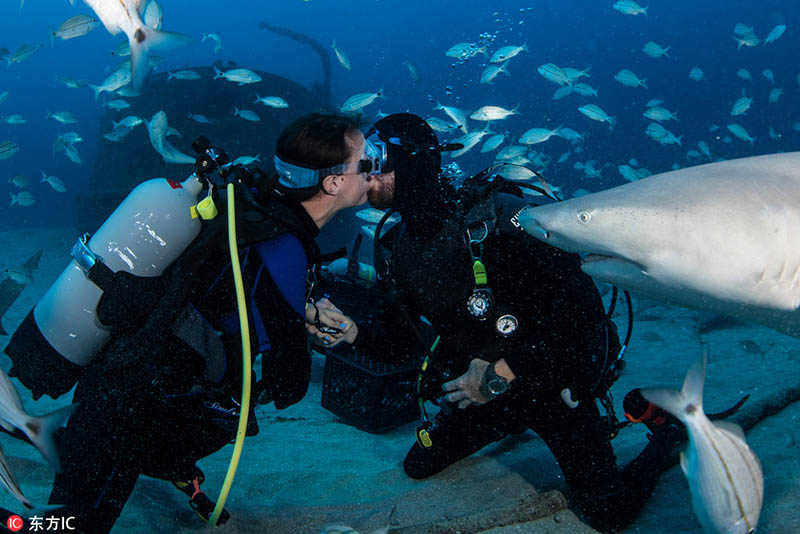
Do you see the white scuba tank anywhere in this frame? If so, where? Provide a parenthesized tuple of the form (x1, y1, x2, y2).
(33, 175, 205, 366)
(322, 257, 377, 285)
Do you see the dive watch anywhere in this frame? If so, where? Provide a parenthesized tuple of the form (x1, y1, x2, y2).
(481, 362, 509, 397)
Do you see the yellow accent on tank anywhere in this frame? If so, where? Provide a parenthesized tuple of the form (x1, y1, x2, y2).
(196, 195, 218, 220)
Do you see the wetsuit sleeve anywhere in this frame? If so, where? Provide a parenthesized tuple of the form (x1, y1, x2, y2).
(253, 235, 311, 409)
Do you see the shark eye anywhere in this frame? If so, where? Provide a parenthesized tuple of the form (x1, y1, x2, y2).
(578, 211, 591, 223)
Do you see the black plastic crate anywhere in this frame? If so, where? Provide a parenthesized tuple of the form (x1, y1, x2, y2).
(321, 347, 420, 434)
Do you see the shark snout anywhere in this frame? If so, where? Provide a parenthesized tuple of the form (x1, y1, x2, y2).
(517, 209, 550, 240)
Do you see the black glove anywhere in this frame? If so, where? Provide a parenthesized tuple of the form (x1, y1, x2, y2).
(260, 347, 311, 409)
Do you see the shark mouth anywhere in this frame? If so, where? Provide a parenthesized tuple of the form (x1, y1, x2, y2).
(580, 253, 647, 273)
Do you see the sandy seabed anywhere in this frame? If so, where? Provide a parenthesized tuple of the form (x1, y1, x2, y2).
(1, 226, 798, 534)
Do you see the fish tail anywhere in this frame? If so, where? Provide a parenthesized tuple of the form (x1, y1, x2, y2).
(88, 83, 100, 101)
(24, 403, 77, 472)
(9, 192, 15, 206)
(129, 26, 191, 90)
(642, 351, 706, 425)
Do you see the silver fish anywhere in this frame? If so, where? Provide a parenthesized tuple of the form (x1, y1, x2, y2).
(726, 123, 755, 145)
(233, 107, 260, 122)
(63, 144, 82, 164)
(0, 141, 19, 160)
(8, 174, 29, 188)
(167, 70, 201, 81)
(46, 111, 78, 124)
(82, 0, 190, 89)
(578, 104, 616, 128)
(537, 63, 570, 86)
(331, 39, 351, 70)
(490, 41, 528, 63)
(470, 105, 518, 121)
(518, 127, 561, 145)
(341, 88, 385, 113)
(89, 68, 132, 100)
(433, 102, 467, 133)
(480, 134, 505, 153)
(147, 111, 193, 164)
(730, 96, 753, 116)
(41, 171, 66, 192)
(213, 66, 261, 85)
(614, 69, 648, 88)
(9, 191, 34, 207)
(233, 154, 261, 166)
(613, 0, 648, 16)
(187, 113, 211, 124)
(202, 33, 222, 53)
(573, 83, 598, 97)
(113, 116, 143, 129)
(53, 15, 99, 40)
(764, 24, 786, 45)
(480, 61, 509, 85)
(642, 40, 670, 58)
(449, 127, 492, 158)
(0, 368, 75, 471)
(355, 208, 399, 225)
(642, 351, 762, 534)
(445, 42, 487, 60)
(106, 99, 130, 110)
(3, 115, 25, 125)
(643, 106, 678, 122)
(254, 95, 289, 108)
(6, 43, 42, 66)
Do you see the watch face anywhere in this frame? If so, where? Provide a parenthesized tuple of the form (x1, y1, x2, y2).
(487, 377, 508, 395)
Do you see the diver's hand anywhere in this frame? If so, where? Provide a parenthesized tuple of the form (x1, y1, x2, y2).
(442, 358, 492, 408)
(305, 298, 358, 347)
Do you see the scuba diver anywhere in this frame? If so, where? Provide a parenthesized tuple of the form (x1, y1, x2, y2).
(352, 112, 687, 533)
(3, 112, 376, 533)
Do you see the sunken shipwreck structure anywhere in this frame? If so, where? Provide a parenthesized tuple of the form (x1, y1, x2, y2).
(78, 23, 333, 230)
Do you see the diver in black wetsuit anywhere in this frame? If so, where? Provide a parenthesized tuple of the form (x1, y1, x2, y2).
(35, 113, 376, 534)
(355, 113, 684, 533)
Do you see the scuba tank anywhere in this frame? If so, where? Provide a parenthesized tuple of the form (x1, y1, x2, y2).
(5, 137, 228, 400)
(34, 176, 204, 366)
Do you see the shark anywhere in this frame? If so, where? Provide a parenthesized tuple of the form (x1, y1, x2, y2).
(518, 152, 800, 337)
(0, 250, 42, 336)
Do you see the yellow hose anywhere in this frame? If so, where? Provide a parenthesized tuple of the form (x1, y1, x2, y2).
(210, 183, 253, 526)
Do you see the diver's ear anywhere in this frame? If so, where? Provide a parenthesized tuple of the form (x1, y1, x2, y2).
(320, 173, 340, 195)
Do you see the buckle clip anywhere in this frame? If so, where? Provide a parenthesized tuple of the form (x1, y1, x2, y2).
(70, 233, 103, 274)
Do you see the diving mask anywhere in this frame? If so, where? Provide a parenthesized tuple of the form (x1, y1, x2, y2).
(274, 136, 385, 190)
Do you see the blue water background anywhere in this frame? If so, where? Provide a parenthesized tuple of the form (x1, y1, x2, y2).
(0, 0, 797, 233)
